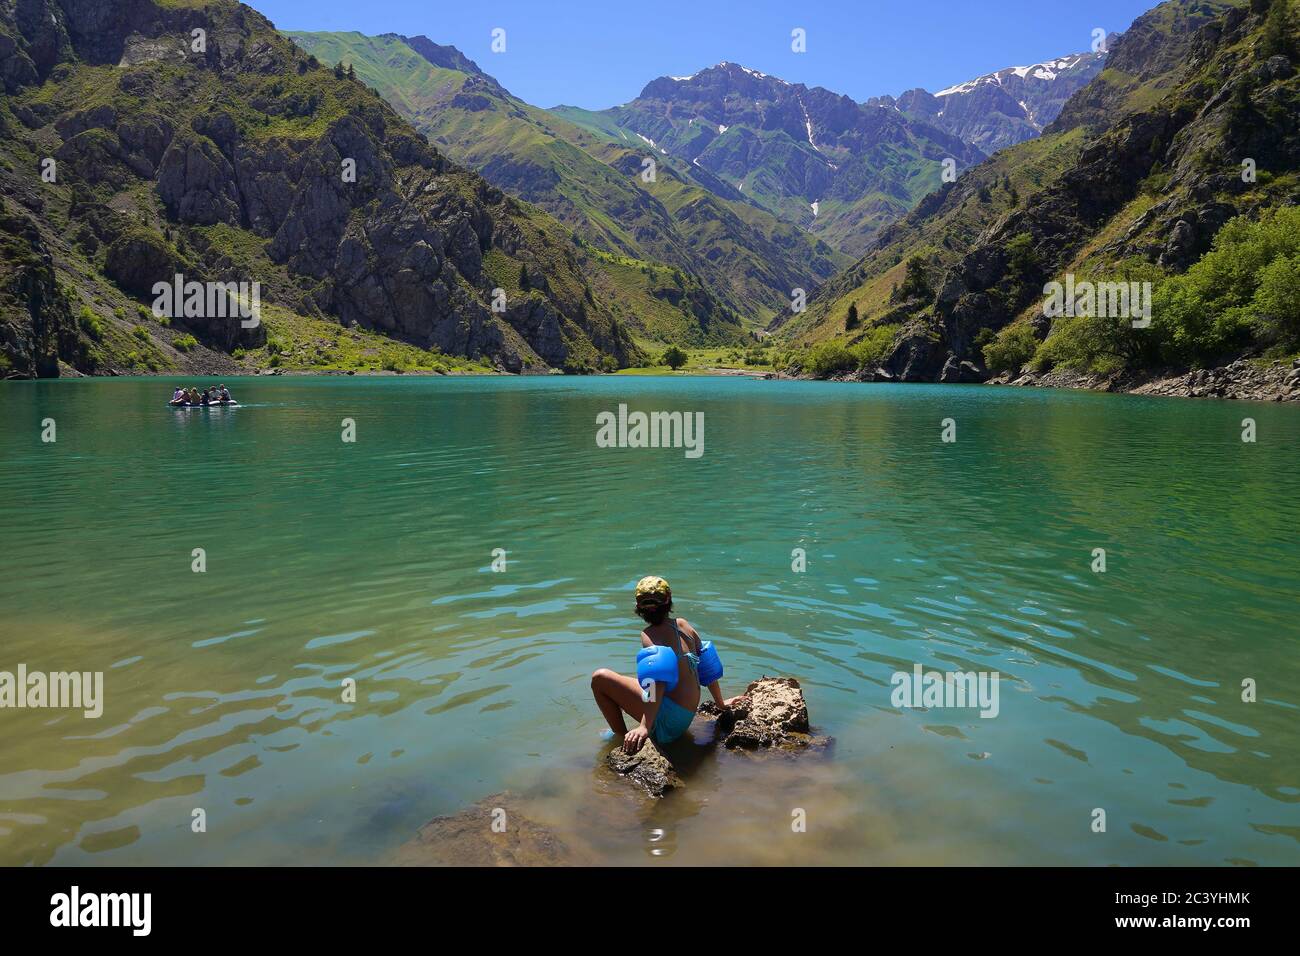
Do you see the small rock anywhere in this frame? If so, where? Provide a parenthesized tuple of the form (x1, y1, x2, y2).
(606, 739, 683, 797)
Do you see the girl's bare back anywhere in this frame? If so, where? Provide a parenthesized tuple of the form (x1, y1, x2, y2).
(641, 617, 702, 712)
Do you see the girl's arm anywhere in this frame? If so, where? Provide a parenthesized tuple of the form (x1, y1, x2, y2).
(624, 681, 663, 753)
(679, 619, 729, 707)
(624, 631, 660, 752)
(706, 680, 726, 708)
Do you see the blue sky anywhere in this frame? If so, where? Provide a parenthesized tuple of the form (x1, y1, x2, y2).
(257, 0, 1157, 109)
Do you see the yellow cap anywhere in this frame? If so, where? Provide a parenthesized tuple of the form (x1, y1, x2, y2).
(634, 575, 671, 603)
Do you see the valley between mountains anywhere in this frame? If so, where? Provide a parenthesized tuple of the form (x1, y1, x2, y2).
(2, 0, 1298, 399)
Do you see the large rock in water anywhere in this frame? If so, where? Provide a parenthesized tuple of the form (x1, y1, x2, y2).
(605, 677, 827, 796)
(703, 676, 824, 750)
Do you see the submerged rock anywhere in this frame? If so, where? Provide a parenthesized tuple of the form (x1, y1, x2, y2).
(394, 792, 579, 866)
(605, 739, 684, 798)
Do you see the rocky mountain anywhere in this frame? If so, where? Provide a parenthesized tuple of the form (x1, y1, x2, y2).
(554, 62, 988, 256)
(784, 0, 1299, 389)
(287, 31, 847, 333)
(0, 0, 650, 378)
(877, 50, 1110, 154)
(284, 31, 1118, 329)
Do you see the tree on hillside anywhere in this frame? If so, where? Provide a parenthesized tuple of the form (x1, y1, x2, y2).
(891, 255, 933, 304)
(1261, 0, 1295, 58)
(662, 346, 687, 370)
(846, 303, 860, 330)
(1229, 74, 1256, 131)
(519, 263, 530, 291)
(1006, 233, 1038, 280)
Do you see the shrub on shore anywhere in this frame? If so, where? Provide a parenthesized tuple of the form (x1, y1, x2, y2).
(803, 323, 901, 377)
(982, 323, 1039, 374)
(1036, 208, 1300, 373)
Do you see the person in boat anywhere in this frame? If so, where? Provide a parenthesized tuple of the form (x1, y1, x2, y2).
(218, 384, 234, 404)
(169, 387, 186, 406)
(590, 576, 736, 754)
(187, 387, 202, 405)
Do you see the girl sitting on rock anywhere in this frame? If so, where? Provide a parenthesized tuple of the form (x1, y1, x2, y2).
(591, 576, 733, 754)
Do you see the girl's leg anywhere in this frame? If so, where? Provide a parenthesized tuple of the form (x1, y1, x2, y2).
(590, 669, 646, 736)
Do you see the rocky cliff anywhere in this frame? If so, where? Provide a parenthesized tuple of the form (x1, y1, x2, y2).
(0, 0, 639, 377)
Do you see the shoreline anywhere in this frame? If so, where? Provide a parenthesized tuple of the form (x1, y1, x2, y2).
(807, 356, 1300, 403)
(985, 356, 1300, 403)
(11, 357, 1300, 403)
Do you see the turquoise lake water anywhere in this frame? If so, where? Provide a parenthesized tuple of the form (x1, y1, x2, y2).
(1, 375, 1297, 865)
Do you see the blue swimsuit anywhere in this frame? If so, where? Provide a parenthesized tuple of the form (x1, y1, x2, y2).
(651, 620, 701, 745)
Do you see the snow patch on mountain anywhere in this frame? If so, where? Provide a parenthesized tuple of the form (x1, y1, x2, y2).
(935, 52, 1099, 99)
(935, 79, 978, 97)
(796, 94, 822, 154)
